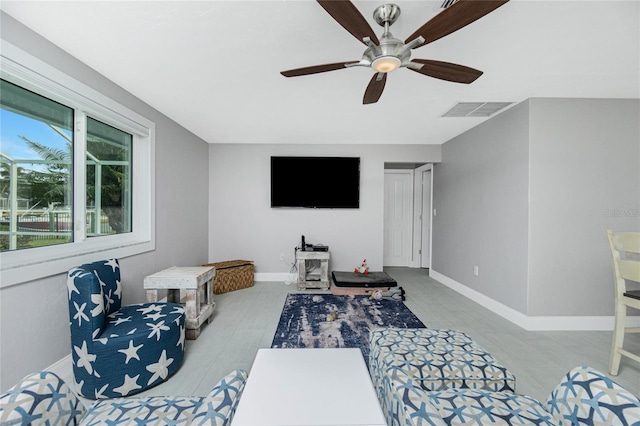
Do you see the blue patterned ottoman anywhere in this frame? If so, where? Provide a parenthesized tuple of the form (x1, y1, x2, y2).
(370, 328, 516, 426)
(370, 328, 515, 392)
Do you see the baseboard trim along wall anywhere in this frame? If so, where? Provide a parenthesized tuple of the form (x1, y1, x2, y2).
(47, 354, 73, 382)
(258, 270, 640, 331)
(254, 272, 296, 284)
(430, 270, 640, 331)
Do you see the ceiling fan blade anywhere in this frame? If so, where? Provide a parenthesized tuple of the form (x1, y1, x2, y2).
(363, 73, 386, 105)
(281, 61, 359, 77)
(317, 0, 379, 45)
(408, 59, 483, 84)
(405, 0, 509, 48)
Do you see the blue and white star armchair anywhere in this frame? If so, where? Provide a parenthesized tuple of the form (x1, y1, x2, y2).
(67, 258, 185, 399)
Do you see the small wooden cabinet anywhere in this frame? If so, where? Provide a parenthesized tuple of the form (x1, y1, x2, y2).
(144, 266, 216, 340)
(296, 250, 330, 290)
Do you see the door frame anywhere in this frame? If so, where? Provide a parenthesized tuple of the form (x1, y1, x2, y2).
(410, 164, 432, 268)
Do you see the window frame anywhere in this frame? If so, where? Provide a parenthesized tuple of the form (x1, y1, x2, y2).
(0, 40, 155, 288)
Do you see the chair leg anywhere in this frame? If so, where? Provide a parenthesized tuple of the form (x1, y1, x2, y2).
(609, 303, 627, 375)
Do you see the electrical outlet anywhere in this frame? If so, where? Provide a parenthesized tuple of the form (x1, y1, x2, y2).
(473, 265, 479, 277)
(280, 253, 285, 261)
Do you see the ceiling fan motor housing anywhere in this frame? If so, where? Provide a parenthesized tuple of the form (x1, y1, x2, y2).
(362, 33, 410, 69)
(364, 4, 410, 71)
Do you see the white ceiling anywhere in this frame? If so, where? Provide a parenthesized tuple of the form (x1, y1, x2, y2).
(1, 1, 638, 145)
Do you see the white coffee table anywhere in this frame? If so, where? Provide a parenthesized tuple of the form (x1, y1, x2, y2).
(231, 348, 386, 426)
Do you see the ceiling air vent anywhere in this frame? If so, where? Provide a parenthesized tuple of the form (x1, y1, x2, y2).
(441, 102, 513, 118)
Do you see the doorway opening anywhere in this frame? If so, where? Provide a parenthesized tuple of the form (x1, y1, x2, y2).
(383, 163, 432, 269)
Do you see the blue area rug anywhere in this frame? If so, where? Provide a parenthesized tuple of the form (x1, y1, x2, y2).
(271, 293, 426, 365)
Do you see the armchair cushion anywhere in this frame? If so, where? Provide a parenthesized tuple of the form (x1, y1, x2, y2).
(547, 365, 640, 425)
(401, 387, 555, 426)
(80, 369, 248, 425)
(0, 371, 85, 426)
(1, 369, 248, 426)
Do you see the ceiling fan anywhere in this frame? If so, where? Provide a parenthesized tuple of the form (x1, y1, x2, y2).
(280, 0, 509, 104)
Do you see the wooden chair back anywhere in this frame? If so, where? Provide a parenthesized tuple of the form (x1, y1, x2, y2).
(607, 230, 640, 296)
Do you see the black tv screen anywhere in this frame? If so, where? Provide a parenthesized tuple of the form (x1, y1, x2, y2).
(271, 156, 360, 208)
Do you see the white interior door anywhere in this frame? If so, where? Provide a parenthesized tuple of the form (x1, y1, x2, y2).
(383, 170, 413, 267)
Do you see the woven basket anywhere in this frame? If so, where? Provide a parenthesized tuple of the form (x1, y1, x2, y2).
(203, 260, 254, 294)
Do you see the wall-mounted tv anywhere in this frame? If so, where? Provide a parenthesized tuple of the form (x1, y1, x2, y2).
(271, 156, 360, 208)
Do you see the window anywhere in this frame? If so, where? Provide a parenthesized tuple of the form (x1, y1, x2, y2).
(85, 117, 133, 238)
(1, 79, 75, 251)
(0, 41, 154, 287)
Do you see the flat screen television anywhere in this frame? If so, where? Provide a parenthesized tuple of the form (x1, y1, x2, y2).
(271, 156, 360, 208)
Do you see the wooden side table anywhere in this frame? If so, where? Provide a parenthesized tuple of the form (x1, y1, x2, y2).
(144, 266, 216, 340)
(296, 250, 330, 290)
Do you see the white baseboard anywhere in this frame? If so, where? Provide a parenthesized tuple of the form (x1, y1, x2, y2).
(254, 272, 297, 284)
(46, 354, 73, 381)
(429, 269, 640, 331)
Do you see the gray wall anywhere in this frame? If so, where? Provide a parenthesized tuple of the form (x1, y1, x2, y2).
(433, 98, 640, 317)
(208, 144, 441, 273)
(432, 101, 531, 313)
(0, 13, 211, 391)
(528, 98, 640, 316)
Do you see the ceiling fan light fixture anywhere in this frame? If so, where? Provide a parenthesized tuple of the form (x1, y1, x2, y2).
(372, 56, 401, 73)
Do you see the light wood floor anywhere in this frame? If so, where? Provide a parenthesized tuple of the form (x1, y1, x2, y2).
(67, 267, 640, 404)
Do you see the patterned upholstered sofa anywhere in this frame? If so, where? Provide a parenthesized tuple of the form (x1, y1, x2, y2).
(0, 369, 247, 425)
(370, 328, 640, 425)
